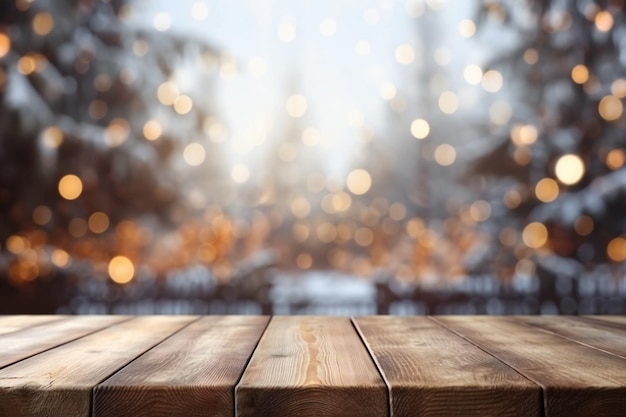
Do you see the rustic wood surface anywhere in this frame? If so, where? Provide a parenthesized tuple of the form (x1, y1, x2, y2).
(0, 316, 196, 417)
(236, 316, 388, 417)
(513, 316, 626, 359)
(0, 315, 625, 417)
(434, 316, 626, 417)
(0, 315, 128, 369)
(353, 316, 541, 417)
(585, 315, 626, 327)
(94, 316, 269, 417)
(0, 315, 63, 336)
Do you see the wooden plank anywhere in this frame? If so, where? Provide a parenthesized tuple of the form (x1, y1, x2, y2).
(0, 316, 197, 417)
(236, 316, 388, 417)
(94, 316, 269, 417)
(0, 316, 65, 336)
(353, 316, 541, 417)
(434, 316, 626, 417)
(514, 316, 626, 359)
(585, 316, 626, 328)
(0, 315, 128, 369)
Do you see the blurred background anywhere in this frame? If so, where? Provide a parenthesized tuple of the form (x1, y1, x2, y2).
(1, 0, 625, 315)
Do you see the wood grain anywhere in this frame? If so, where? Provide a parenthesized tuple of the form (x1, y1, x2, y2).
(236, 316, 388, 417)
(0, 316, 196, 417)
(513, 316, 626, 359)
(434, 316, 626, 417)
(0, 315, 128, 369)
(93, 316, 269, 417)
(353, 316, 541, 417)
(585, 315, 626, 328)
(0, 316, 64, 336)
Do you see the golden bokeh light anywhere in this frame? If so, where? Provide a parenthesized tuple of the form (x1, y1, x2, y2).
(481, 70, 503, 93)
(105, 118, 130, 147)
(571, 64, 589, 84)
(331, 191, 352, 212)
(489, 101, 512, 125)
(607, 237, 626, 262)
(317, 222, 337, 243)
(40, 126, 63, 148)
(58, 175, 83, 200)
(595, 10, 614, 32)
(432, 48, 450, 67)
(554, 154, 585, 185)
(519, 124, 538, 145)
(18, 56, 36, 75)
(346, 169, 372, 195)
(434, 144, 456, 166)
(143, 120, 162, 141)
(292, 223, 310, 242)
(290, 197, 311, 218)
(68, 218, 88, 237)
(94, 74, 113, 92)
(379, 82, 397, 100)
(174, 95, 193, 115)
(154, 12, 172, 32)
(108, 256, 135, 284)
(395, 43, 415, 65)
(32, 205, 52, 225)
(499, 227, 518, 247)
(522, 222, 548, 249)
(88, 100, 108, 120)
(248, 56, 267, 77)
(0, 33, 10, 58)
(354, 227, 374, 247)
(458, 19, 476, 37)
(574, 215, 594, 236)
(513, 146, 532, 165)
(296, 253, 313, 269)
(6, 235, 26, 254)
(88, 212, 110, 234)
(51, 249, 70, 268)
(278, 143, 297, 161)
(469, 200, 491, 222)
(133, 40, 149, 56)
(503, 189, 522, 209)
(605, 149, 625, 170)
(204, 119, 227, 143)
(32, 12, 54, 36)
(523, 48, 539, 65)
(191, 1, 209, 21)
(438, 91, 458, 114)
(183, 143, 206, 166)
(286, 94, 307, 118)
(231, 164, 250, 183)
(157, 81, 180, 106)
(406, 0, 425, 17)
(302, 127, 320, 146)
(535, 178, 559, 203)
(278, 17, 297, 42)
(389, 203, 407, 221)
(598, 95, 623, 121)
(463, 64, 483, 85)
(611, 79, 626, 98)
(410, 118, 430, 139)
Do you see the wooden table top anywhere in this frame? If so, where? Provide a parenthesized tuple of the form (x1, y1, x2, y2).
(0, 315, 624, 417)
